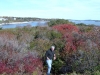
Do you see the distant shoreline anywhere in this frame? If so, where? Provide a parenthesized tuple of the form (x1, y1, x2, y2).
(0, 20, 48, 26)
(0, 21, 33, 26)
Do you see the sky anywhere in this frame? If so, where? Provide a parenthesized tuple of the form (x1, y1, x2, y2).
(0, 0, 100, 20)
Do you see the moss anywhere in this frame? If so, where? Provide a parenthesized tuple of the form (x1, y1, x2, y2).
(32, 71, 38, 75)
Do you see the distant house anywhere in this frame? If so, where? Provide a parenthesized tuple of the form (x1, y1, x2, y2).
(0, 18, 3, 21)
(0, 18, 7, 21)
(14, 18, 16, 20)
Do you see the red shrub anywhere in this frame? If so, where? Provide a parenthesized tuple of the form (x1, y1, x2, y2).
(52, 24, 81, 52)
(52, 24, 79, 35)
(0, 51, 43, 74)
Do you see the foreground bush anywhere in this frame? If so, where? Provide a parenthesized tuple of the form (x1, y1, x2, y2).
(0, 25, 100, 75)
(52, 24, 100, 74)
(0, 31, 43, 75)
(0, 49, 43, 75)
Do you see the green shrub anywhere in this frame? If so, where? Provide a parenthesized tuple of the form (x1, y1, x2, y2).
(0, 27, 2, 30)
(52, 58, 65, 74)
(47, 31, 62, 40)
(48, 19, 73, 26)
(94, 65, 100, 71)
(93, 71, 100, 75)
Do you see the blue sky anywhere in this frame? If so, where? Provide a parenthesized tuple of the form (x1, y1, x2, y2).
(0, 0, 100, 20)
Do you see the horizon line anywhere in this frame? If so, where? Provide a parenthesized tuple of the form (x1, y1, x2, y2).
(0, 16, 99, 21)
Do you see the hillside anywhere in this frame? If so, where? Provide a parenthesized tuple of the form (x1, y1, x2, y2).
(0, 19, 100, 75)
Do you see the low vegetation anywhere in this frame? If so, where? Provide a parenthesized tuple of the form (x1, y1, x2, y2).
(0, 19, 100, 75)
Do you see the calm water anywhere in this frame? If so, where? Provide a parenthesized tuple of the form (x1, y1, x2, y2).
(0, 20, 100, 29)
(70, 20, 100, 26)
(0, 21, 47, 29)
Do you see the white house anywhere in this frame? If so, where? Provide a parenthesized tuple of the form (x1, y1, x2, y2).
(0, 18, 3, 21)
(0, 18, 7, 21)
